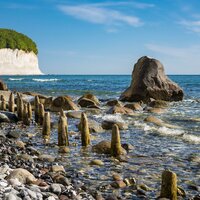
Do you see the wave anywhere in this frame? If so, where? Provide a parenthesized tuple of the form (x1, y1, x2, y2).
(32, 78, 60, 82)
(134, 121, 200, 144)
(102, 114, 125, 123)
(9, 78, 24, 81)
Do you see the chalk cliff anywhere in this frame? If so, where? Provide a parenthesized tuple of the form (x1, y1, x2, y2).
(0, 48, 42, 75)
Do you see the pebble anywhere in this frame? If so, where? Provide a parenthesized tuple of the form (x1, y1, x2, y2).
(51, 165, 65, 173)
(50, 183, 62, 195)
(89, 159, 104, 166)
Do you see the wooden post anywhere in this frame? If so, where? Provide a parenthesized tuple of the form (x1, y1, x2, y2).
(23, 103, 30, 126)
(9, 92, 15, 112)
(38, 103, 45, 125)
(80, 112, 90, 147)
(17, 95, 24, 120)
(27, 102, 32, 119)
(42, 112, 51, 142)
(35, 96, 40, 123)
(160, 170, 177, 200)
(58, 112, 69, 146)
(1, 95, 6, 111)
(111, 124, 122, 157)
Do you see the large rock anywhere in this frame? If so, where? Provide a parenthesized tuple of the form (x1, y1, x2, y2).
(45, 96, 79, 111)
(120, 56, 184, 102)
(0, 80, 7, 90)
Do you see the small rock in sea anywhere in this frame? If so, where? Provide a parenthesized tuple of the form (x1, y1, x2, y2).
(38, 154, 55, 162)
(58, 146, 70, 153)
(89, 159, 104, 166)
(124, 103, 143, 111)
(111, 180, 126, 188)
(51, 165, 65, 173)
(92, 140, 111, 154)
(6, 168, 37, 184)
(50, 183, 62, 195)
(102, 120, 128, 130)
(106, 99, 122, 107)
(66, 111, 82, 119)
(112, 173, 123, 181)
(52, 174, 70, 186)
(107, 105, 134, 115)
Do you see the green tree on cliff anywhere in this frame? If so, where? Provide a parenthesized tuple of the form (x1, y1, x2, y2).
(0, 29, 38, 54)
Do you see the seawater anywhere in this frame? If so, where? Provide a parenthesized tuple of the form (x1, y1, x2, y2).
(0, 75, 200, 199)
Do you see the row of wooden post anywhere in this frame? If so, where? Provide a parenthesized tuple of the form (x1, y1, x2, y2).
(0, 93, 178, 199)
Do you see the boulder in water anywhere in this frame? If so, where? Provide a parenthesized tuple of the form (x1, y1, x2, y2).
(120, 56, 184, 102)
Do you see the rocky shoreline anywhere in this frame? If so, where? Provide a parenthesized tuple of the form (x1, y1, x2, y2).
(0, 90, 199, 200)
(0, 57, 199, 200)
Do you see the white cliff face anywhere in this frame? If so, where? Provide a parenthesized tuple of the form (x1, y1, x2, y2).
(0, 48, 42, 75)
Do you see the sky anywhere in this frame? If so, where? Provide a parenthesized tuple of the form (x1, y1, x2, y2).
(0, 0, 200, 74)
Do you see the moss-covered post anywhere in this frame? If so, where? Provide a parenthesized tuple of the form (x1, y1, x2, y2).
(80, 112, 90, 147)
(9, 92, 15, 112)
(27, 102, 32, 119)
(34, 96, 40, 123)
(38, 103, 44, 125)
(111, 124, 122, 157)
(42, 112, 51, 142)
(160, 170, 177, 200)
(23, 103, 30, 126)
(58, 113, 69, 146)
(1, 95, 6, 111)
(17, 95, 24, 120)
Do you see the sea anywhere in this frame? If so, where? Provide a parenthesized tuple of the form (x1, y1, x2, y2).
(0, 75, 200, 199)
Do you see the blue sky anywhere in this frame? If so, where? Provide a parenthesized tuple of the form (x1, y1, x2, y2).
(1, 0, 200, 74)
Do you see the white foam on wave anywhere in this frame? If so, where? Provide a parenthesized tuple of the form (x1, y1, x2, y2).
(182, 134, 200, 144)
(9, 78, 23, 81)
(32, 78, 59, 82)
(157, 126, 184, 136)
(102, 114, 125, 122)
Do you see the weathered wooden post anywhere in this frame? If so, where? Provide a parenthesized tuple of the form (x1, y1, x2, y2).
(27, 102, 32, 119)
(111, 124, 122, 157)
(23, 103, 30, 126)
(9, 92, 15, 112)
(42, 112, 51, 142)
(1, 95, 6, 111)
(17, 95, 24, 120)
(160, 170, 177, 200)
(80, 112, 90, 147)
(58, 111, 69, 146)
(35, 96, 40, 123)
(38, 103, 45, 125)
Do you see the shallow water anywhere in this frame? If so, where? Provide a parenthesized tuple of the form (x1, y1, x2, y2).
(0, 75, 200, 199)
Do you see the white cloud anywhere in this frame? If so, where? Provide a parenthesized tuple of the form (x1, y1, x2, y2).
(179, 19, 200, 33)
(92, 2, 155, 9)
(58, 4, 142, 27)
